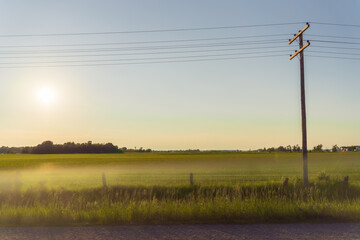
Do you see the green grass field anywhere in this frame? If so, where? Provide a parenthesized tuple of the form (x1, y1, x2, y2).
(0, 152, 359, 225)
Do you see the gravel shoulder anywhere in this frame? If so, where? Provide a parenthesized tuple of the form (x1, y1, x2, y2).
(0, 223, 360, 240)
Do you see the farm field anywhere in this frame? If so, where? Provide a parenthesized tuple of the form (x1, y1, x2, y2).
(0, 152, 359, 226)
(0, 152, 359, 189)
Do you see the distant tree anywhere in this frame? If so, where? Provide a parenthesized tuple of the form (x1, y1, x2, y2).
(276, 146, 286, 152)
(22, 147, 32, 154)
(292, 145, 301, 152)
(286, 145, 292, 152)
(313, 144, 323, 152)
(0, 146, 9, 154)
(103, 143, 118, 153)
(332, 144, 339, 152)
(32, 141, 54, 154)
(267, 147, 275, 153)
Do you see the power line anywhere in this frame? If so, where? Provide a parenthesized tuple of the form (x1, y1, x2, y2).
(307, 54, 360, 60)
(0, 50, 290, 65)
(310, 22, 360, 28)
(308, 39, 360, 45)
(307, 34, 360, 40)
(0, 22, 304, 38)
(308, 50, 360, 56)
(0, 34, 290, 48)
(312, 45, 360, 51)
(0, 40, 288, 55)
(0, 54, 287, 68)
(0, 46, 294, 59)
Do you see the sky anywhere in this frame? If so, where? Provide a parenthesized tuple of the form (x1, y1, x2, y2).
(0, 0, 359, 150)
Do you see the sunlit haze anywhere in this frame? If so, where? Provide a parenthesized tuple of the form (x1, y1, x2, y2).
(0, 1, 359, 150)
(36, 87, 56, 106)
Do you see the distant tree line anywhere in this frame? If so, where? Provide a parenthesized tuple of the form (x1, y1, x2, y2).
(262, 144, 328, 153)
(0, 141, 153, 154)
(311, 144, 359, 152)
(0, 146, 23, 154)
(261, 144, 359, 153)
(261, 145, 301, 153)
(262, 144, 326, 153)
(18, 141, 154, 154)
(21, 141, 122, 154)
(120, 147, 152, 153)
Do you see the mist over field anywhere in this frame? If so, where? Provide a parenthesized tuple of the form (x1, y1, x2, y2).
(0, 152, 359, 190)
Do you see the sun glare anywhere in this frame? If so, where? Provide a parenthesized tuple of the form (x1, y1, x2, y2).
(36, 87, 56, 105)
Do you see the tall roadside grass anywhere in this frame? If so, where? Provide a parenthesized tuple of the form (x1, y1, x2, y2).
(0, 175, 359, 226)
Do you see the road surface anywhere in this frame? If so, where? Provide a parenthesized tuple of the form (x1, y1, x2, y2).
(0, 224, 359, 239)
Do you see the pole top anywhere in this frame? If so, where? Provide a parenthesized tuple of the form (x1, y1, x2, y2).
(288, 23, 310, 45)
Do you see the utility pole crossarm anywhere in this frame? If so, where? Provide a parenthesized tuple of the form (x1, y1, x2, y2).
(289, 41, 310, 60)
(288, 23, 310, 45)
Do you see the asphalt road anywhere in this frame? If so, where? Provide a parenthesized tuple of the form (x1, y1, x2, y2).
(0, 224, 359, 240)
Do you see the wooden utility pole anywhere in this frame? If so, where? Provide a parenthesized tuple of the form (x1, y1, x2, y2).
(289, 23, 310, 186)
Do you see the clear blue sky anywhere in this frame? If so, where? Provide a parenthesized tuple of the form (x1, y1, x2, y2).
(0, 0, 359, 150)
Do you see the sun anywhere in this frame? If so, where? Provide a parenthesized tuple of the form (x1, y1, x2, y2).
(36, 87, 56, 105)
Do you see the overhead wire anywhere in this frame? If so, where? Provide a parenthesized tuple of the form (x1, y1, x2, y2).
(0, 50, 291, 65)
(0, 28, 294, 67)
(310, 22, 360, 28)
(307, 55, 360, 60)
(307, 34, 360, 40)
(0, 33, 290, 48)
(0, 45, 294, 59)
(307, 39, 360, 45)
(307, 50, 360, 56)
(300, 22, 360, 61)
(0, 22, 304, 38)
(309, 45, 360, 51)
(0, 54, 288, 68)
(1, 21, 360, 66)
(0, 39, 289, 55)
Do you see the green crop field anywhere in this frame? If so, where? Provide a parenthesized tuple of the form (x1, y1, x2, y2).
(0, 152, 359, 189)
(0, 152, 359, 226)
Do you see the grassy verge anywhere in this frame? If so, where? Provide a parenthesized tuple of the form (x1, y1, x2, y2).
(0, 177, 359, 226)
